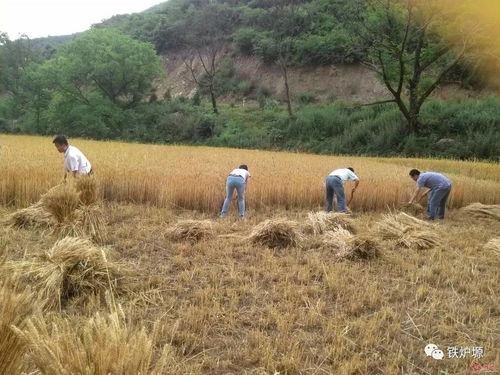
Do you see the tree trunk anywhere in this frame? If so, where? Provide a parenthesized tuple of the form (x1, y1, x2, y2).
(279, 58, 293, 117)
(408, 114, 422, 134)
(407, 29, 424, 134)
(209, 83, 218, 114)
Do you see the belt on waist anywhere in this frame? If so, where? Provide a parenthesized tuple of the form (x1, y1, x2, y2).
(229, 174, 244, 179)
(329, 175, 342, 179)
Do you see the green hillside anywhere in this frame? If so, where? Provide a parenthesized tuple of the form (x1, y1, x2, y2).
(1, 0, 499, 160)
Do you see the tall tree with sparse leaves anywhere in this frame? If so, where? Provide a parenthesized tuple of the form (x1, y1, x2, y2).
(354, 0, 467, 134)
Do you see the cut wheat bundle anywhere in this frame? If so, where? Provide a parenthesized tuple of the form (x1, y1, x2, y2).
(75, 176, 99, 205)
(7, 182, 107, 242)
(249, 218, 303, 249)
(165, 219, 215, 243)
(375, 212, 440, 250)
(6, 237, 127, 310)
(6, 201, 56, 229)
(321, 228, 380, 260)
(304, 211, 357, 235)
(461, 203, 500, 221)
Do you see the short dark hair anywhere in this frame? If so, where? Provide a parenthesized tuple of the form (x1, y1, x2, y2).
(348, 167, 354, 173)
(239, 164, 248, 171)
(409, 169, 421, 177)
(53, 135, 68, 146)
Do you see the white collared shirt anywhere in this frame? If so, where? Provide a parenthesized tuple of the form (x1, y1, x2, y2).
(329, 168, 359, 184)
(229, 168, 251, 182)
(64, 145, 92, 174)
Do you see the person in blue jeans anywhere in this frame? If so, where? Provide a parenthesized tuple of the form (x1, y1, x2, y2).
(220, 165, 251, 218)
(325, 167, 360, 212)
(408, 169, 452, 220)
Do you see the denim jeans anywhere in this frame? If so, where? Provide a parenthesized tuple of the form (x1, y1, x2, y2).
(325, 175, 346, 212)
(427, 186, 451, 220)
(220, 176, 246, 217)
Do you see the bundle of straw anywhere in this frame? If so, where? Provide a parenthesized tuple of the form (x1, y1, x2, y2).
(304, 212, 357, 235)
(165, 220, 215, 243)
(8, 237, 125, 310)
(13, 310, 170, 375)
(7, 201, 56, 229)
(75, 176, 99, 206)
(321, 229, 380, 260)
(376, 212, 440, 250)
(396, 231, 440, 250)
(461, 203, 500, 221)
(56, 205, 108, 244)
(342, 236, 381, 260)
(321, 228, 353, 252)
(7, 181, 107, 242)
(41, 183, 80, 223)
(249, 218, 303, 249)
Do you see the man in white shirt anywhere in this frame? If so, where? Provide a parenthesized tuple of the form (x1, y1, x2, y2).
(220, 164, 251, 218)
(53, 135, 93, 179)
(326, 167, 359, 212)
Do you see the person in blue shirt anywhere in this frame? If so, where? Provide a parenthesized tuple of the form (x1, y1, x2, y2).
(408, 169, 452, 220)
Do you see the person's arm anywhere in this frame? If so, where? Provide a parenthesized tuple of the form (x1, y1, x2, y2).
(409, 187, 425, 204)
(418, 188, 430, 201)
(351, 179, 359, 194)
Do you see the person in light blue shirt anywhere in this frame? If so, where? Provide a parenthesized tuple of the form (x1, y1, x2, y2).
(408, 169, 452, 220)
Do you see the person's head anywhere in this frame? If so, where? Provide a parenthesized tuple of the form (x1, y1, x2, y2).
(53, 135, 69, 153)
(239, 164, 248, 171)
(347, 167, 354, 173)
(409, 169, 421, 181)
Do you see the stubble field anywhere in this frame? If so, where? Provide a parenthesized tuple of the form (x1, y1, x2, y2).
(0, 135, 499, 374)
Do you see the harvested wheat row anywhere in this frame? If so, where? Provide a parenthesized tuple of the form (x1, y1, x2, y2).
(304, 212, 357, 235)
(375, 212, 440, 250)
(6, 237, 126, 310)
(165, 220, 215, 243)
(249, 218, 303, 249)
(461, 203, 500, 221)
(13, 310, 170, 375)
(483, 238, 500, 253)
(0, 281, 36, 375)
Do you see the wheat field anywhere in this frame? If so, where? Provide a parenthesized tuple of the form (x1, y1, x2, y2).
(1, 134, 499, 374)
(1, 135, 499, 212)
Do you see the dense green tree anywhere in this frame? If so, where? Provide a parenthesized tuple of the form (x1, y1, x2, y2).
(0, 33, 41, 116)
(42, 29, 163, 109)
